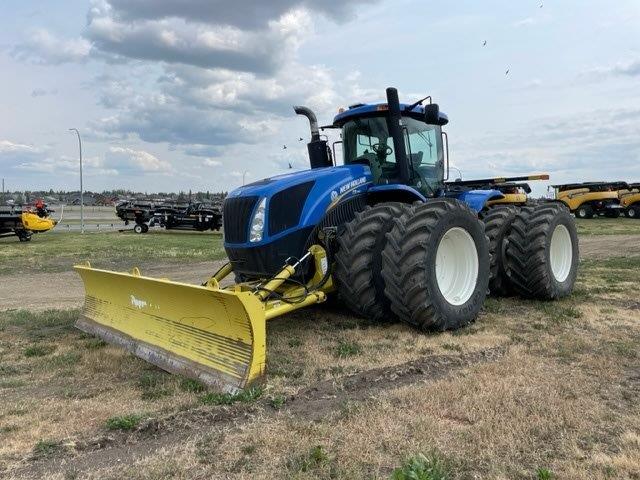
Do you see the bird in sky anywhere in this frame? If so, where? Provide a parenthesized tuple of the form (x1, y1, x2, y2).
(483, 40, 487, 46)
(283, 145, 287, 149)
(505, 69, 510, 76)
(539, 2, 544, 7)
(288, 162, 293, 169)
(298, 137, 304, 141)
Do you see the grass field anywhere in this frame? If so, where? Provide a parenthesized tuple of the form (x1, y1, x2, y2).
(1, 220, 639, 479)
(0, 231, 225, 275)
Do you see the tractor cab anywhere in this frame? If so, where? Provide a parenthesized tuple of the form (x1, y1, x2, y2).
(333, 99, 449, 197)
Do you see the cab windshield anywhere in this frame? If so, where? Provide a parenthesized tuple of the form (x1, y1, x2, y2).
(342, 115, 444, 196)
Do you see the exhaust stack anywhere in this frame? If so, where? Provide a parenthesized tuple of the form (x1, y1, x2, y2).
(294, 106, 332, 169)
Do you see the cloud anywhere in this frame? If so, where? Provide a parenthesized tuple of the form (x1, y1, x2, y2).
(11, 29, 91, 65)
(100, 0, 378, 29)
(105, 147, 173, 173)
(203, 158, 222, 167)
(0, 140, 41, 155)
(31, 88, 59, 98)
(513, 17, 536, 27)
(454, 107, 640, 184)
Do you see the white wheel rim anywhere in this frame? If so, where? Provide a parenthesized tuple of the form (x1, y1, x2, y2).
(550, 224, 572, 282)
(435, 227, 479, 306)
(630, 209, 636, 217)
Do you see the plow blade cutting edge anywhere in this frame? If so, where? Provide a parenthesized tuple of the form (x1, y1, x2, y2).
(74, 264, 266, 393)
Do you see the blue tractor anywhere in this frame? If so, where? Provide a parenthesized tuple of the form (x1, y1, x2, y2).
(74, 87, 579, 392)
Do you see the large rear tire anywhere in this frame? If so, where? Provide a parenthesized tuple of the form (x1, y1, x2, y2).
(334, 202, 408, 321)
(506, 203, 579, 299)
(482, 206, 518, 296)
(382, 199, 490, 331)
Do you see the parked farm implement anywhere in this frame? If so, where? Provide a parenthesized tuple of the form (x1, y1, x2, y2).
(115, 200, 222, 233)
(447, 175, 549, 212)
(619, 183, 640, 219)
(0, 200, 58, 241)
(75, 87, 579, 393)
(552, 181, 628, 219)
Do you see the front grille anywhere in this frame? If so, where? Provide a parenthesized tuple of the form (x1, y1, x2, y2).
(268, 181, 314, 236)
(223, 196, 259, 243)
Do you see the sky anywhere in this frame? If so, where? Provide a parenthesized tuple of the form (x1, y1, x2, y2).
(1, 0, 639, 195)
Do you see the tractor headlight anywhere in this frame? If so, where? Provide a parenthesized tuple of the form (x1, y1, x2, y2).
(249, 198, 266, 243)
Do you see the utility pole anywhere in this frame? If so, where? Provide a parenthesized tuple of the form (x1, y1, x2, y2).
(69, 128, 84, 233)
(1, 178, 4, 205)
(242, 171, 249, 186)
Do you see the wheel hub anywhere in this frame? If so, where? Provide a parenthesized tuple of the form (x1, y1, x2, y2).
(550, 224, 572, 282)
(435, 227, 479, 306)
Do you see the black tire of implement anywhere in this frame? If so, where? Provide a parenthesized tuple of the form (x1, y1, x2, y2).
(482, 205, 519, 296)
(381, 199, 490, 331)
(625, 205, 639, 218)
(575, 204, 593, 219)
(505, 203, 579, 300)
(134, 224, 144, 234)
(334, 202, 409, 321)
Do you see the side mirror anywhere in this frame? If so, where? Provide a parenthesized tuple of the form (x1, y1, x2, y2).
(424, 104, 440, 124)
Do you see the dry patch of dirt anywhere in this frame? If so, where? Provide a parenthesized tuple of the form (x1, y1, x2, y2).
(579, 234, 640, 259)
(0, 261, 224, 311)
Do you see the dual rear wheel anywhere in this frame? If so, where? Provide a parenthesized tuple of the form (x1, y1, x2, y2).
(334, 199, 579, 332)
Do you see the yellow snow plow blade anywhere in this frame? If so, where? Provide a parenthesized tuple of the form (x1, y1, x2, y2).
(74, 246, 330, 393)
(74, 265, 267, 393)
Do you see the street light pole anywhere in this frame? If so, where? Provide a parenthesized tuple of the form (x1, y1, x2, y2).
(69, 128, 84, 233)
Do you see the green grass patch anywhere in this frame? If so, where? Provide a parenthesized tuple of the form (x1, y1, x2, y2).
(269, 394, 286, 410)
(334, 340, 362, 358)
(24, 344, 56, 357)
(50, 352, 82, 367)
(32, 439, 63, 457)
(287, 445, 330, 473)
(138, 371, 174, 400)
(84, 338, 107, 350)
(179, 378, 207, 393)
(0, 230, 225, 275)
(575, 218, 640, 236)
(1, 309, 77, 341)
(536, 467, 554, 480)
(0, 379, 27, 389)
(391, 453, 450, 480)
(105, 414, 145, 431)
(199, 385, 263, 406)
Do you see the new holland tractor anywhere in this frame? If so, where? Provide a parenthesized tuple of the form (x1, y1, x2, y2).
(74, 88, 579, 393)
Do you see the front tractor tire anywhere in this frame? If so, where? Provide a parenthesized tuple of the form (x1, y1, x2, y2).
(381, 199, 490, 331)
(482, 206, 519, 296)
(506, 203, 579, 300)
(334, 202, 408, 321)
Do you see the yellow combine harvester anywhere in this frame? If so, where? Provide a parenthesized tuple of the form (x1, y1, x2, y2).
(619, 183, 640, 218)
(75, 88, 579, 393)
(552, 182, 628, 219)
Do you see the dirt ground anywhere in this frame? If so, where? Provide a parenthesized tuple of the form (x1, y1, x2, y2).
(1, 232, 639, 479)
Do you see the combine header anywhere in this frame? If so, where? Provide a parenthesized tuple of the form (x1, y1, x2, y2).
(447, 174, 549, 211)
(75, 87, 579, 392)
(115, 200, 222, 233)
(552, 181, 628, 219)
(0, 200, 57, 241)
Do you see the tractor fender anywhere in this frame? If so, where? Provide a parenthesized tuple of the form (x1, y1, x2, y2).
(367, 184, 427, 205)
(446, 189, 504, 213)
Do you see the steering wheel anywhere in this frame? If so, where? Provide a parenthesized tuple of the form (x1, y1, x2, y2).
(371, 143, 392, 156)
